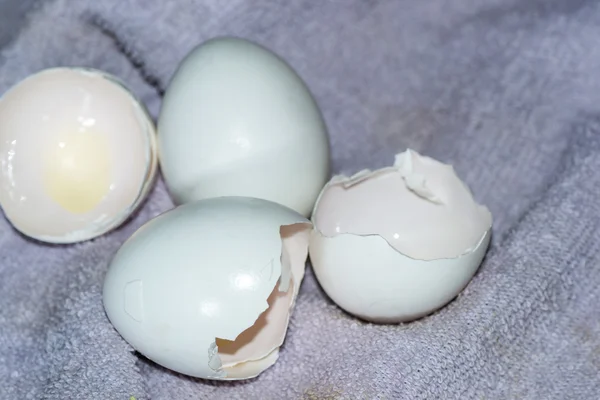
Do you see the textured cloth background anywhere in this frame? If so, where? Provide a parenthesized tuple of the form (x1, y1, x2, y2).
(1, 0, 600, 399)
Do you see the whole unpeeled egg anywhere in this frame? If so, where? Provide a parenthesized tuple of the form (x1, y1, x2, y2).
(103, 196, 312, 379)
(157, 37, 330, 217)
(309, 149, 493, 323)
(0, 68, 157, 243)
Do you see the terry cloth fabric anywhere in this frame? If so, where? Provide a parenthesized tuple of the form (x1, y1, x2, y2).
(1, 0, 599, 399)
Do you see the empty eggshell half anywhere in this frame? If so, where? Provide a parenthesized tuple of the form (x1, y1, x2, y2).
(0, 68, 157, 243)
(309, 149, 493, 323)
(103, 196, 311, 380)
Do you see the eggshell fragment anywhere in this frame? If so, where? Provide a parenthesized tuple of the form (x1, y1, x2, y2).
(103, 197, 311, 379)
(309, 149, 492, 323)
(157, 36, 330, 217)
(0, 68, 157, 243)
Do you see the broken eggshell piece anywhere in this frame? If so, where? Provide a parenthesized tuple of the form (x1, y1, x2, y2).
(102, 197, 311, 379)
(309, 149, 493, 323)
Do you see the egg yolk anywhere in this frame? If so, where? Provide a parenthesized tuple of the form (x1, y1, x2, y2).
(43, 130, 111, 214)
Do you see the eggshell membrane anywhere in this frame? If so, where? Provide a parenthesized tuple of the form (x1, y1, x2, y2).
(0, 68, 157, 243)
(157, 36, 330, 217)
(217, 223, 309, 377)
(308, 149, 493, 322)
(312, 150, 492, 260)
(102, 197, 311, 380)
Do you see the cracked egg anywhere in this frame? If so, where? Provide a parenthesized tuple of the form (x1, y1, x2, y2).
(102, 196, 311, 379)
(0, 68, 157, 243)
(309, 149, 492, 323)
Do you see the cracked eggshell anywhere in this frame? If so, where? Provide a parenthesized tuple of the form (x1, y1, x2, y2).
(0, 68, 157, 243)
(102, 196, 311, 379)
(308, 149, 493, 323)
(157, 36, 330, 217)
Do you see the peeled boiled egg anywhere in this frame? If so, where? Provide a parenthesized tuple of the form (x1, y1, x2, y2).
(309, 149, 492, 323)
(0, 68, 157, 243)
(102, 196, 311, 380)
(157, 37, 330, 217)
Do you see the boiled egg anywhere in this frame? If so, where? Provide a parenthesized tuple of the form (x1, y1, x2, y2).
(0, 68, 157, 243)
(102, 196, 311, 380)
(309, 149, 492, 323)
(157, 37, 330, 217)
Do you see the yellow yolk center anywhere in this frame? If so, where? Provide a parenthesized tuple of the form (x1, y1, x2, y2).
(43, 131, 111, 214)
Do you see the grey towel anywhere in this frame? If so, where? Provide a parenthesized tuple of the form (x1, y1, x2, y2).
(1, 0, 599, 399)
